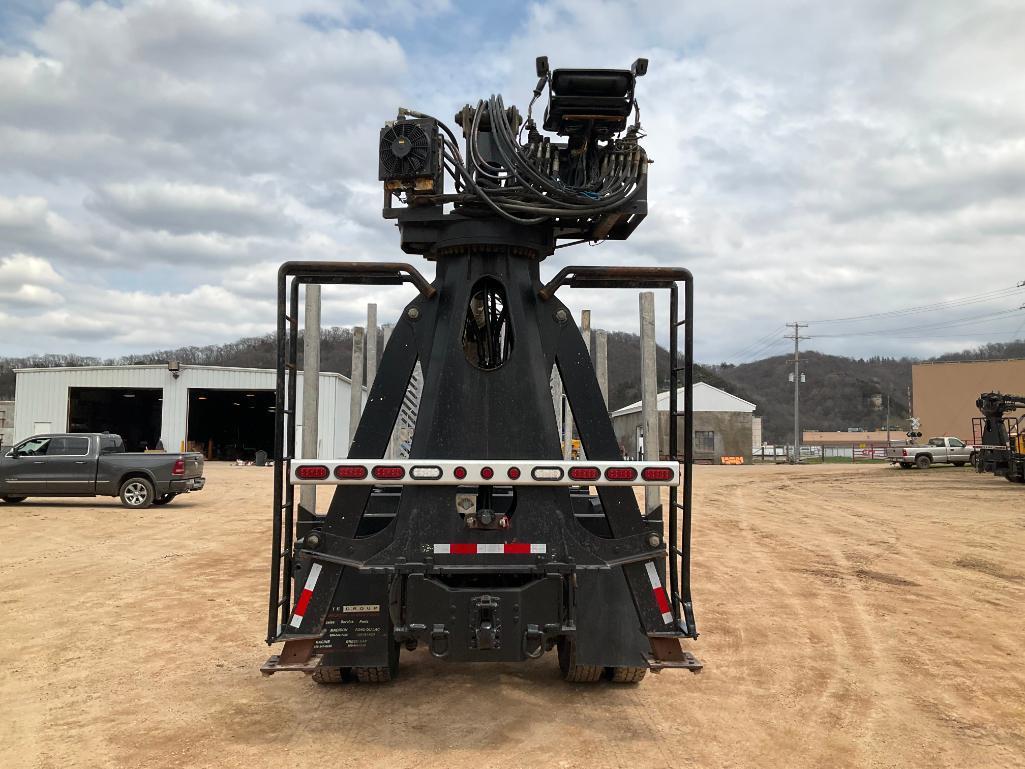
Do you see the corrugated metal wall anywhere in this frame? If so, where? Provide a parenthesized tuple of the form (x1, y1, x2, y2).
(13, 365, 363, 458)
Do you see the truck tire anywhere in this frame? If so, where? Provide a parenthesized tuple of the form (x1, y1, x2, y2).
(608, 666, 648, 683)
(1, 496, 27, 504)
(353, 640, 400, 683)
(915, 455, 931, 470)
(311, 666, 347, 684)
(120, 477, 155, 509)
(354, 666, 393, 683)
(151, 493, 177, 506)
(558, 638, 603, 683)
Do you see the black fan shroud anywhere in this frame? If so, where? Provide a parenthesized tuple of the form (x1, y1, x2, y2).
(380, 122, 431, 179)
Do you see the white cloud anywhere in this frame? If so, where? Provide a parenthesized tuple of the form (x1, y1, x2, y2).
(0, 253, 65, 307)
(87, 181, 292, 236)
(0, 0, 1023, 362)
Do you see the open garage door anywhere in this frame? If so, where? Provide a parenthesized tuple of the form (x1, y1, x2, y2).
(68, 387, 163, 452)
(187, 389, 275, 461)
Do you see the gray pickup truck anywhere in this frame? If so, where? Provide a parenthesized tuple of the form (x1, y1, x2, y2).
(0, 433, 204, 508)
(885, 436, 975, 470)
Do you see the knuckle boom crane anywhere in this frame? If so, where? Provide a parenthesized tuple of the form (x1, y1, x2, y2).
(974, 392, 1025, 483)
(262, 57, 701, 683)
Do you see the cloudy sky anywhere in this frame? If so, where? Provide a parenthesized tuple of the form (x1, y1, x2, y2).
(1, 0, 1024, 363)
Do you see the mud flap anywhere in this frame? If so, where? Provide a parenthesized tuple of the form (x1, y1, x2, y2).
(315, 571, 395, 669)
(574, 567, 650, 668)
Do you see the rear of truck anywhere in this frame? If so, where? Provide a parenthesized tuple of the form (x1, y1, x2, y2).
(99, 450, 205, 507)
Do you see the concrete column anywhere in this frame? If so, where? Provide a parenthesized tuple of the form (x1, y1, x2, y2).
(640, 292, 659, 514)
(580, 309, 591, 356)
(595, 329, 609, 410)
(300, 284, 320, 515)
(348, 326, 365, 449)
(550, 367, 563, 436)
(382, 323, 398, 459)
(366, 303, 378, 392)
(562, 395, 573, 460)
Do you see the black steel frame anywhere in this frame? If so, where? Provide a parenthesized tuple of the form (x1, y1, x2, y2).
(267, 261, 435, 643)
(267, 261, 697, 645)
(539, 266, 697, 638)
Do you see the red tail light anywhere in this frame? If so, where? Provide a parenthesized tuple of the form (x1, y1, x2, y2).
(480, 466, 495, 480)
(372, 465, 405, 480)
(507, 467, 521, 480)
(453, 466, 467, 479)
(604, 467, 638, 481)
(296, 465, 329, 480)
(641, 467, 673, 482)
(172, 457, 185, 476)
(335, 465, 368, 480)
(902, 449, 907, 457)
(568, 466, 600, 481)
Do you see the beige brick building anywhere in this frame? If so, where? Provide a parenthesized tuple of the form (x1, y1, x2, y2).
(913, 359, 1025, 440)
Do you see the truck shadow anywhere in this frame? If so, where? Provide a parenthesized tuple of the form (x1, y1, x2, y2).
(1, 499, 203, 510)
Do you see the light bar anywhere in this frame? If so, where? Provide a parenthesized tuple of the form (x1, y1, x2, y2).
(290, 460, 680, 487)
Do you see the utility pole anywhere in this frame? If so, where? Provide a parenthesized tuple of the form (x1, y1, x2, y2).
(786, 323, 809, 464)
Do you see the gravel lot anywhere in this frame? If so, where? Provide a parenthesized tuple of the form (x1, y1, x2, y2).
(2, 462, 1023, 768)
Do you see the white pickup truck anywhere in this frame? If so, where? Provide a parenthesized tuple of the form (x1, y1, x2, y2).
(886, 437, 975, 470)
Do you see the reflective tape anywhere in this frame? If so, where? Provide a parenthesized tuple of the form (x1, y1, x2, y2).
(433, 543, 547, 555)
(644, 561, 674, 625)
(289, 562, 322, 629)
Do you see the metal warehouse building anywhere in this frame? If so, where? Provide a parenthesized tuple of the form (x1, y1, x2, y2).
(611, 382, 758, 465)
(13, 364, 362, 460)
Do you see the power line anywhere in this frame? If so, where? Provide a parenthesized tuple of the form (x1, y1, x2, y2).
(813, 306, 1024, 338)
(731, 336, 789, 364)
(722, 326, 784, 363)
(802, 281, 1025, 324)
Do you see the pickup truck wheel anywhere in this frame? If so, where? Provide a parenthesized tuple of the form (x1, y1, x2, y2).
(120, 478, 154, 509)
(2, 496, 27, 504)
(915, 455, 931, 470)
(151, 493, 177, 506)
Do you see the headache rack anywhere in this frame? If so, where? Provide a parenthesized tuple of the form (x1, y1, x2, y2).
(266, 262, 698, 647)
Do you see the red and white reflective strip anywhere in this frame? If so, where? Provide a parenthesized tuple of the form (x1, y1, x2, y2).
(289, 562, 322, 628)
(434, 543, 547, 555)
(290, 459, 679, 487)
(644, 561, 674, 625)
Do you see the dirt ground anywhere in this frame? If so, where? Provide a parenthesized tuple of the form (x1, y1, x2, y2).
(2, 462, 1024, 769)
